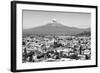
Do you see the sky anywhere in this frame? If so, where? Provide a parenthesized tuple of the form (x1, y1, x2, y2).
(23, 10, 91, 29)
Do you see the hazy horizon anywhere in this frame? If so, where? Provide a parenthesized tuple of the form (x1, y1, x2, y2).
(23, 10, 91, 29)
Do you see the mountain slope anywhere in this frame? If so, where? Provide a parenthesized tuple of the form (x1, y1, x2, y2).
(23, 20, 90, 35)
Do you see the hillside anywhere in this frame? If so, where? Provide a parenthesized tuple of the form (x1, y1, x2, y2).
(23, 20, 90, 36)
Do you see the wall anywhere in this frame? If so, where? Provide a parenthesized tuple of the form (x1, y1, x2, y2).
(0, 0, 99, 73)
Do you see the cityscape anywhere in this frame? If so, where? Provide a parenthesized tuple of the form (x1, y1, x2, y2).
(22, 19, 91, 63)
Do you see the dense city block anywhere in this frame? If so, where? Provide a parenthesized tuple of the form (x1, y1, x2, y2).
(22, 34, 91, 63)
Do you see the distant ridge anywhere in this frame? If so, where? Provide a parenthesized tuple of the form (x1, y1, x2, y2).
(23, 19, 90, 35)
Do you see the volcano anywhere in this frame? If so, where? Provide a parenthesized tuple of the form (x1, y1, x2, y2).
(23, 19, 90, 35)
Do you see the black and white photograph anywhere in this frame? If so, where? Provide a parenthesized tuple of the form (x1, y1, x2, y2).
(22, 10, 91, 63)
(11, 1, 97, 72)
